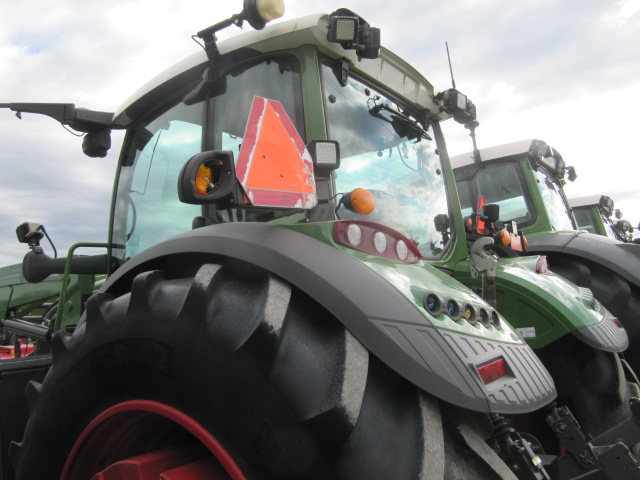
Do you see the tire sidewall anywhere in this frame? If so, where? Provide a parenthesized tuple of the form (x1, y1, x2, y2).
(15, 305, 298, 480)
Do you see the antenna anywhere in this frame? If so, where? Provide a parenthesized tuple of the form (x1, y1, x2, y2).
(445, 42, 482, 164)
(445, 42, 456, 89)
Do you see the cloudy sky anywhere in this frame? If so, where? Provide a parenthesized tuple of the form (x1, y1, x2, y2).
(1, 0, 639, 266)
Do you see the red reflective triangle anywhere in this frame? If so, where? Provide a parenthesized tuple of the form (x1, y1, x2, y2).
(476, 194, 488, 234)
(236, 97, 317, 209)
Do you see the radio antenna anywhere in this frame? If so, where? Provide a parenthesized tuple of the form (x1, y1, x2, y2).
(446, 42, 456, 89)
(445, 41, 482, 164)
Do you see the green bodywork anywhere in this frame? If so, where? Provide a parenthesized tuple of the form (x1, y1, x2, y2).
(453, 256, 606, 348)
(281, 222, 523, 345)
(0, 263, 56, 322)
(0, 262, 96, 334)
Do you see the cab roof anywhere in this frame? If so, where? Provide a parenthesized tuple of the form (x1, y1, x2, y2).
(569, 195, 605, 208)
(450, 139, 538, 169)
(114, 12, 440, 126)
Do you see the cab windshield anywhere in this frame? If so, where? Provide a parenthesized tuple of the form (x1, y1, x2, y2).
(455, 162, 532, 226)
(322, 64, 451, 257)
(532, 168, 575, 231)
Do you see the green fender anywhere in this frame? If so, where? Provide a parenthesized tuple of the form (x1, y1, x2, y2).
(453, 255, 627, 350)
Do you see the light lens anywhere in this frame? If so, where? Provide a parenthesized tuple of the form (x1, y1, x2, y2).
(464, 304, 476, 325)
(447, 300, 459, 318)
(256, 0, 285, 22)
(535, 256, 548, 274)
(395, 239, 408, 260)
(332, 220, 422, 263)
(348, 188, 376, 215)
(346, 224, 362, 246)
(500, 229, 510, 246)
(195, 164, 212, 196)
(491, 310, 500, 328)
(477, 357, 507, 385)
(464, 216, 474, 232)
(425, 294, 440, 313)
(479, 308, 490, 327)
(373, 231, 387, 253)
(309, 140, 339, 168)
(334, 18, 357, 41)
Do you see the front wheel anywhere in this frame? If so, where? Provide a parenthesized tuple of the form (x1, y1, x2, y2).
(11, 261, 513, 479)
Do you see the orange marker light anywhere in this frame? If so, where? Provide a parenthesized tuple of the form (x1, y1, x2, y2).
(464, 216, 473, 232)
(348, 188, 376, 215)
(195, 164, 212, 196)
(499, 229, 510, 246)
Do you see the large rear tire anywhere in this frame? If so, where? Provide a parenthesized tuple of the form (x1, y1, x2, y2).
(548, 256, 640, 372)
(10, 261, 511, 479)
(536, 333, 639, 441)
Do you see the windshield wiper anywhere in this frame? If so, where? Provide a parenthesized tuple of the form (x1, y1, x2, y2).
(368, 102, 431, 142)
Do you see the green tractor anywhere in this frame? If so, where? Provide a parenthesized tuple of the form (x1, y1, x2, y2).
(0, 262, 59, 358)
(451, 139, 640, 373)
(1, 3, 639, 479)
(570, 194, 637, 242)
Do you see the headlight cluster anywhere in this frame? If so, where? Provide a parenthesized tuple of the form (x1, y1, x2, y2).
(423, 292, 500, 328)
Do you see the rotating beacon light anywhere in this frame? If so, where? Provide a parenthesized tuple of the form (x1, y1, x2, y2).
(195, 0, 285, 60)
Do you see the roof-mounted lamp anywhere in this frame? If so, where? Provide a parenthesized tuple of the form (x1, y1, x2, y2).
(195, 0, 285, 60)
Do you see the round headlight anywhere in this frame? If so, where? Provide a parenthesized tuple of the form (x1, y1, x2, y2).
(463, 304, 477, 325)
(373, 231, 387, 253)
(446, 299, 460, 319)
(396, 239, 408, 261)
(346, 224, 362, 246)
(424, 293, 441, 314)
(490, 310, 500, 328)
(478, 308, 490, 327)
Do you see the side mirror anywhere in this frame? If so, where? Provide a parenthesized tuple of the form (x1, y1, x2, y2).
(434, 214, 450, 234)
(178, 151, 246, 208)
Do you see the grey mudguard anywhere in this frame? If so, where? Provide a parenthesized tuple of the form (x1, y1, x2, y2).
(102, 223, 555, 414)
(527, 232, 640, 287)
(572, 310, 629, 353)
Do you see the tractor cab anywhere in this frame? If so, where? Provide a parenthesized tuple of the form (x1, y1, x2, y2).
(570, 194, 636, 242)
(452, 139, 577, 235)
(108, 10, 458, 266)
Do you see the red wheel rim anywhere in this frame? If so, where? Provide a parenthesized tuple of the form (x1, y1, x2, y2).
(61, 400, 247, 480)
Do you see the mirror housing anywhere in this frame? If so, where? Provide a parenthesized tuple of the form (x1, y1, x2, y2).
(178, 151, 246, 208)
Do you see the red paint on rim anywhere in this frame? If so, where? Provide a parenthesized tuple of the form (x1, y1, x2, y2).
(61, 400, 246, 480)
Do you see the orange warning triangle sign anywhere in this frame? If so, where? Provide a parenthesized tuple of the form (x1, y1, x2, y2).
(236, 97, 317, 209)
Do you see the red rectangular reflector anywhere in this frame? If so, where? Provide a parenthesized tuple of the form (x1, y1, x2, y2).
(477, 357, 507, 384)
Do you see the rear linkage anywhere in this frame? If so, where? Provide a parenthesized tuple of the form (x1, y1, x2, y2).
(465, 202, 640, 479)
(488, 402, 640, 479)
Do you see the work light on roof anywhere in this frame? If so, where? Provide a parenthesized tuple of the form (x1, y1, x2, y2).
(435, 89, 477, 127)
(598, 195, 614, 217)
(327, 9, 381, 59)
(330, 17, 358, 42)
